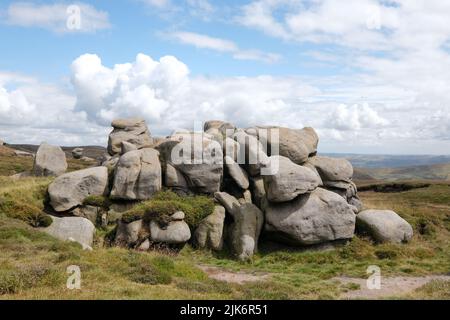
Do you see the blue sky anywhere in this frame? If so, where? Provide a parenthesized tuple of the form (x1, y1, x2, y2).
(1, 0, 450, 154)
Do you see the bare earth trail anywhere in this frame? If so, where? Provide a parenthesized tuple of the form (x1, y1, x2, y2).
(333, 275, 450, 299)
(199, 264, 450, 299)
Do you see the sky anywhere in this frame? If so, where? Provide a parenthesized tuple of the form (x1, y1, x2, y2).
(0, 0, 449, 154)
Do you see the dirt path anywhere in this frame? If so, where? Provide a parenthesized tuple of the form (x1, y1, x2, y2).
(335, 275, 450, 299)
(197, 265, 269, 284)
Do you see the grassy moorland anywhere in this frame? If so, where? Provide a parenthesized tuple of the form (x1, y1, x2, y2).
(0, 153, 449, 299)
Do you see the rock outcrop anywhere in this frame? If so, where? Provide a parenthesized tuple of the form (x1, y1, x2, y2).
(215, 192, 264, 261)
(72, 147, 84, 159)
(193, 206, 226, 251)
(356, 210, 413, 243)
(110, 148, 162, 200)
(265, 188, 356, 246)
(262, 156, 321, 202)
(48, 167, 109, 212)
(42, 216, 95, 250)
(33, 142, 67, 176)
(107, 118, 153, 156)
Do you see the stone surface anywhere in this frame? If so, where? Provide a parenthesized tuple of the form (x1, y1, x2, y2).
(204, 120, 236, 137)
(149, 220, 191, 244)
(159, 133, 223, 194)
(248, 126, 318, 165)
(265, 188, 356, 246)
(263, 156, 321, 202)
(193, 206, 226, 251)
(171, 211, 185, 221)
(121, 141, 138, 154)
(114, 220, 143, 247)
(72, 147, 84, 159)
(225, 156, 249, 189)
(107, 118, 153, 156)
(48, 167, 109, 212)
(110, 148, 162, 200)
(250, 176, 267, 210)
(310, 156, 353, 185)
(356, 210, 413, 243)
(33, 142, 67, 177)
(215, 192, 263, 261)
(72, 205, 100, 224)
(233, 130, 269, 176)
(42, 216, 95, 250)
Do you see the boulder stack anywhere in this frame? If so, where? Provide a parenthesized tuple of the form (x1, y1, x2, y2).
(42, 118, 412, 258)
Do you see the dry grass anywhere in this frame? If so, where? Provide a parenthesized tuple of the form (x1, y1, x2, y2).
(0, 173, 448, 299)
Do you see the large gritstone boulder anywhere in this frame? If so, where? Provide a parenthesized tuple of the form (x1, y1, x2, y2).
(110, 148, 162, 201)
(157, 133, 223, 194)
(48, 167, 109, 212)
(265, 188, 356, 246)
(215, 192, 264, 261)
(233, 130, 270, 177)
(33, 142, 67, 177)
(356, 210, 413, 243)
(107, 118, 153, 156)
(42, 216, 95, 250)
(246, 126, 318, 165)
(262, 156, 321, 202)
(193, 206, 226, 251)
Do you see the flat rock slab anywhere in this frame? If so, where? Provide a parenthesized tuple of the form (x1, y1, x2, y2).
(42, 216, 95, 250)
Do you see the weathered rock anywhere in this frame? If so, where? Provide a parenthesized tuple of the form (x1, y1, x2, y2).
(102, 155, 120, 171)
(14, 150, 34, 157)
(159, 133, 223, 194)
(309, 156, 353, 185)
(225, 156, 249, 189)
(356, 210, 413, 243)
(263, 156, 321, 202)
(193, 206, 226, 251)
(265, 188, 356, 246)
(42, 216, 95, 250)
(250, 176, 267, 210)
(72, 205, 100, 224)
(33, 142, 67, 176)
(233, 130, 269, 176)
(72, 147, 84, 159)
(215, 192, 263, 261)
(107, 118, 153, 156)
(114, 220, 143, 247)
(164, 163, 188, 190)
(149, 220, 191, 244)
(121, 141, 138, 154)
(110, 148, 162, 200)
(247, 126, 318, 165)
(223, 137, 240, 161)
(171, 211, 185, 221)
(204, 120, 236, 137)
(0, 139, 4, 145)
(48, 167, 109, 212)
(348, 196, 363, 213)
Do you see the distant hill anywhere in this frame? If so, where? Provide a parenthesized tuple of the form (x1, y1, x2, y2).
(323, 153, 450, 168)
(358, 162, 450, 181)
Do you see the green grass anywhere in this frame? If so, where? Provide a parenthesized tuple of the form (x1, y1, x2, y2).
(121, 190, 215, 230)
(0, 174, 449, 299)
(0, 177, 53, 227)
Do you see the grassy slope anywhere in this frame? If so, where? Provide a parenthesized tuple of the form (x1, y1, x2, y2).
(0, 175, 449, 299)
